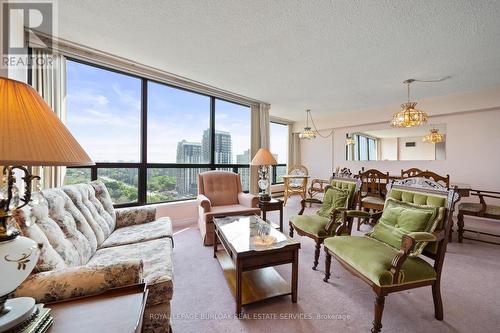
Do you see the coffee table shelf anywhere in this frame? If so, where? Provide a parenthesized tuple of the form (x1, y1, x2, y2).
(215, 250, 291, 306)
(213, 215, 300, 315)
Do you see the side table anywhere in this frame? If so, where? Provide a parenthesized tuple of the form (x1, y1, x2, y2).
(46, 284, 148, 333)
(258, 198, 284, 232)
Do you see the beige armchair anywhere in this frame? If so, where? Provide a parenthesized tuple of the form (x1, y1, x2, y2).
(197, 171, 260, 245)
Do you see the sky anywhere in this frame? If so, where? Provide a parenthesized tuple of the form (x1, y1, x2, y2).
(66, 60, 287, 164)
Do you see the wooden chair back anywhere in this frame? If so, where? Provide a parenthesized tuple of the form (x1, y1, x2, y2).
(288, 165, 309, 188)
(401, 168, 424, 178)
(387, 178, 459, 270)
(358, 168, 390, 199)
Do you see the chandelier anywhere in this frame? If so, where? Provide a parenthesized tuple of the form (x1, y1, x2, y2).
(299, 109, 334, 139)
(423, 128, 445, 143)
(346, 136, 356, 145)
(391, 79, 428, 128)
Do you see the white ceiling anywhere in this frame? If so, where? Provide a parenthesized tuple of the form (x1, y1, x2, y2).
(57, 0, 500, 121)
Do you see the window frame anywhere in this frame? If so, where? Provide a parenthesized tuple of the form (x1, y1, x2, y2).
(59, 57, 251, 208)
(269, 121, 288, 185)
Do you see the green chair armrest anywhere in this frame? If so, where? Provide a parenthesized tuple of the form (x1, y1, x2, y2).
(407, 232, 437, 243)
(344, 210, 370, 218)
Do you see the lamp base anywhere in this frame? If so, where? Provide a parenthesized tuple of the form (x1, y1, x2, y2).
(0, 297, 37, 332)
(258, 193, 271, 202)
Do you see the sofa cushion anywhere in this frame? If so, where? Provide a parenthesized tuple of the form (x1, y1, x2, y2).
(87, 238, 174, 304)
(324, 236, 437, 287)
(62, 183, 115, 244)
(317, 187, 350, 218)
(205, 205, 261, 220)
(101, 217, 173, 248)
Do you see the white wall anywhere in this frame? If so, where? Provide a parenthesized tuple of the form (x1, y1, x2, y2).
(380, 137, 398, 160)
(300, 135, 334, 180)
(398, 136, 435, 161)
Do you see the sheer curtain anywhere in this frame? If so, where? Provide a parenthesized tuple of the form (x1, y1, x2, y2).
(288, 128, 301, 168)
(30, 50, 67, 189)
(250, 103, 271, 194)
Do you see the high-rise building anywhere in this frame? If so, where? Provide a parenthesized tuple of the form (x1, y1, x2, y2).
(236, 149, 250, 190)
(176, 140, 202, 195)
(202, 129, 232, 164)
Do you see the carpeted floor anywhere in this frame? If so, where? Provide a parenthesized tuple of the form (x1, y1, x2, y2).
(170, 196, 500, 333)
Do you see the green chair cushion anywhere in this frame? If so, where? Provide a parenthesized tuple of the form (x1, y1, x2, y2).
(361, 196, 385, 206)
(330, 180, 357, 207)
(388, 189, 446, 207)
(317, 187, 350, 219)
(369, 198, 444, 255)
(324, 236, 437, 287)
(289, 214, 332, 237)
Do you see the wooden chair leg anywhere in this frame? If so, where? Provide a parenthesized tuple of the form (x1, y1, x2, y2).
(457, 212, 465, 243)
(323, 249, 331, 282)
(312, 241, 321, 270)
(372, 295, 385, 333)
(448, 218, 454, 243)
(432, 281, 443, 320)
(289, 224, 294, 237)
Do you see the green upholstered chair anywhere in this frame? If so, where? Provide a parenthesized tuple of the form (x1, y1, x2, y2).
(323, 177, 459, 333)
(289, 175, 361, 270)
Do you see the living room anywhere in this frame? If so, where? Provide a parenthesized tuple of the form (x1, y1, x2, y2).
(1, 1, 499, 333)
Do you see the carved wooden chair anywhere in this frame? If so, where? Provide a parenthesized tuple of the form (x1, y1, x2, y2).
(401, 168, 424, 178)
(323, 177, 459, 332)
(308, 168, 352, 203)
(289, 175, 361, 270)
(357, 168, 390, 230)
(457, 189, 500, 245)
(283, 165, 309, 206)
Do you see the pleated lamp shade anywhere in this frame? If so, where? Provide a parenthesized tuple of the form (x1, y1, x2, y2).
(250, 148, 277, 166)
(0, 77, 94, 166)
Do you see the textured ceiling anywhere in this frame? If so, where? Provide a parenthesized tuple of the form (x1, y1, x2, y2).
(57, 0, 500, 121)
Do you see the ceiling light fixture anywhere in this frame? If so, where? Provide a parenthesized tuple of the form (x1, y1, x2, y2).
(299, 109, 334, 139)
(423, 127, 445, 144)
(390, 76, 451, 128)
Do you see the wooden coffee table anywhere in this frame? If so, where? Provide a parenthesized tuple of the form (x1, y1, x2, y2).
(213, 215, 300, 315)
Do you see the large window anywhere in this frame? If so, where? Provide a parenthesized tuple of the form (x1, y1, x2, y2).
(269, 122, 288, 184)
(63, 59, 252, 206)
(353, 134, 377, 161)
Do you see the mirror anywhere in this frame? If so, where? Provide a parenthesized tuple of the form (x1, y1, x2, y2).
(346, 124, 446, 161)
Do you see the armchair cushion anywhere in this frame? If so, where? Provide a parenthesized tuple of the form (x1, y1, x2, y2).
(238, 192, 259, 208)
(361, 196, 385, 206)
(289, 215, 331, 237)
(317, 187, 350, 219)
(101, 217, 173, 248)
(459, 202, 500, 216)
(14, 260, 143, 303)
(369, 198, 444, 255)
(324, 236, 436, 287)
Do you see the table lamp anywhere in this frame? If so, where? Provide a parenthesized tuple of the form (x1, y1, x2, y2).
(0, 77, 94, 330)
(250, 148, 277, 201)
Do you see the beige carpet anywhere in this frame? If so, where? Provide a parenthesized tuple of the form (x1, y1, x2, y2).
(170, 196, 500, 333)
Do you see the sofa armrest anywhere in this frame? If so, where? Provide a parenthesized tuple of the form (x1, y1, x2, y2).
(14, 260, 144, 303)
(238, 192, 259, 208)
(197, 194, 211, 213)
(115, 206, 157, 228)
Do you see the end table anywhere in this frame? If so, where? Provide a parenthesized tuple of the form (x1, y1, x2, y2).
(258, 198, 284, 232)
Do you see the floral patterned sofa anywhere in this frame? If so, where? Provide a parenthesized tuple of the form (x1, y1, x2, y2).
(12, 181, 173, 333)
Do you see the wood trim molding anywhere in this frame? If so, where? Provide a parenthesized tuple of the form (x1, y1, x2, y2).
(27, 30, 269, 108)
